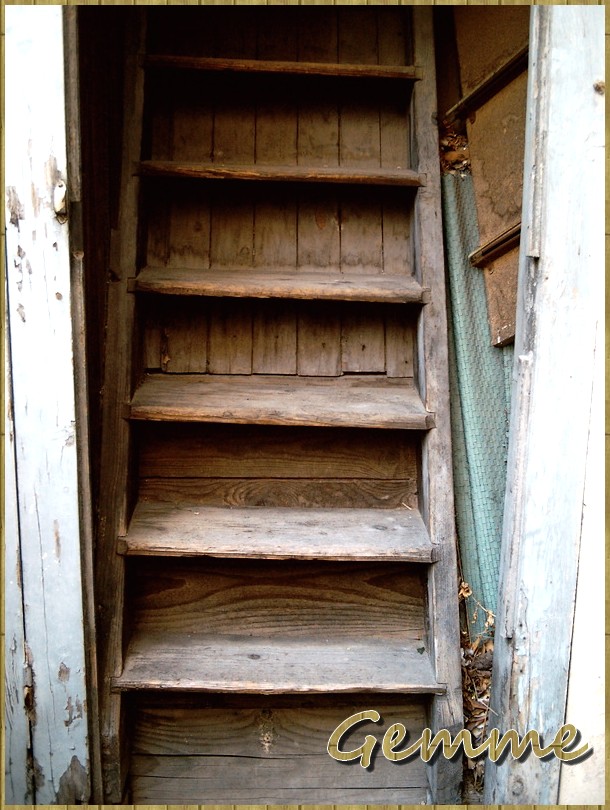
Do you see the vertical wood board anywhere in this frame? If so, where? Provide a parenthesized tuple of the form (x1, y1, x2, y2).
(94, 9, 148, 801)
(485, 6, 605, 805)
(4, 328, 33, 803)
(4, 6, 90, 802)
(411, 8, 463, 803)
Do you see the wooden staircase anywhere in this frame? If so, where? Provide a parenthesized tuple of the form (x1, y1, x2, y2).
(95, 7, 462, 803)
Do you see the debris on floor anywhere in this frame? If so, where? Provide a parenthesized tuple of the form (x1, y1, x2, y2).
(459, 580, 495, 802)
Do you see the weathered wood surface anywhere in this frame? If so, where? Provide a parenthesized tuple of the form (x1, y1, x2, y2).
(412, 8, 463, 804)
(93, 9, 147, 802)
(130, 374, 433, 429)
(138, 423, 418, 481)
(452, 6, 530, 97)
(453, 7, 529, 347)
(135, 266, 429, 302)
(137, 421, 419, 510)
(119, 503, 434, 561)
(145, 185, 416, 279)
(143, 299, 417, 379)
(485, 6, 605, 805)
(207, 299, 252, 375)
(4, 6, 90, 802)
(146, 54, 422, 81)
(127, 558, 426, 639)
(481, 245, 520, 347)
(140, 160, 424, 187)
(115, 637, 440, 694)
(139, 478, 416, 510)
(297, 302, 343, 377)
(64, 8, 103, 796)
(130, 697, 428, 802)
(341, 304, 386, 373)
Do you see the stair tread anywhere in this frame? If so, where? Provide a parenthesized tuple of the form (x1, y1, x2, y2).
(134, 266, 430, 303)
(113, 633, 445, 694)
(145, 54, 423, 83)
(119, 503, 435, 561)
(139, 160, 424, 188)
(130, 374, 434, 430)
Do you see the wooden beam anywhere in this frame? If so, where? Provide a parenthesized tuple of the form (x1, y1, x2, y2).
(468, 222, 521, 268)
(484, 6, 604, 804)
(411, 8, 463, 804)
(443, 43, 528, 124)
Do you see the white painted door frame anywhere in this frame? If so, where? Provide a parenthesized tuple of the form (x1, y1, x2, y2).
(4, 6, 96, 803)
(484, 5, 605, 804)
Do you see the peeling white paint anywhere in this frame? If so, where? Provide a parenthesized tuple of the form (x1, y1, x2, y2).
(5, 6, 90, 803)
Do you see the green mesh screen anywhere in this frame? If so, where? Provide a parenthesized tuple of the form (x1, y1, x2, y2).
(441, 173, 514, 637)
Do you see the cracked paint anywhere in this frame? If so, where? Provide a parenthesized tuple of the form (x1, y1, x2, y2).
(53, 520, 61, 559)
(58, 662, 70, 683)
(55, 755, 88, 803)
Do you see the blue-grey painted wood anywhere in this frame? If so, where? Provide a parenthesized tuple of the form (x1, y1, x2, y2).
(4, 329, 34, 804)
(4, 7, 90, 803)
(485, 5, 605, 804)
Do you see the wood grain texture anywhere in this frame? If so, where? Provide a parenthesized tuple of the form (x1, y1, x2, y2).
(297, 302, 342, 376)
(138, 478, 418, 510)
(137, 423, 418, 481)
(160, 304, 208, 373)
(130, 373, 434, 429)
(119, 503, 434, 561)
(252, 301, 297, 375)
(132, 694, 427, 755)
(481, 245, 519, 347)
(411, 8, 463, 803)
(92, 10, 149, 800)
(135, 267, 429, 303)
(124, 557, 427, 641)
(139, 160, 424, 187)
(386, 307, 415, 378)
(127, 696, 425, 810)
(341, 305, 386, 373)
(115, 637, 440, 694)
(129, 696, 428, 802)
(145, 55, 422, 81)
(208, 300, 253, 375)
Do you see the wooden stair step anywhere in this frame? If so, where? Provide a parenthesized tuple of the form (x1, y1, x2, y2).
(139, 160, 424, 188)
(113, 634, 445, 694)
(129, 374, 435, 430)
(118, 503, 436, 562)
(145, 54, 423, 82)
(133, 267, 431, 304)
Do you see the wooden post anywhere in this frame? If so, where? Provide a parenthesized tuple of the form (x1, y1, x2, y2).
(484, 6, 604, 804)
(4, 6, 91, 802)
(412, 8, 463, 804)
